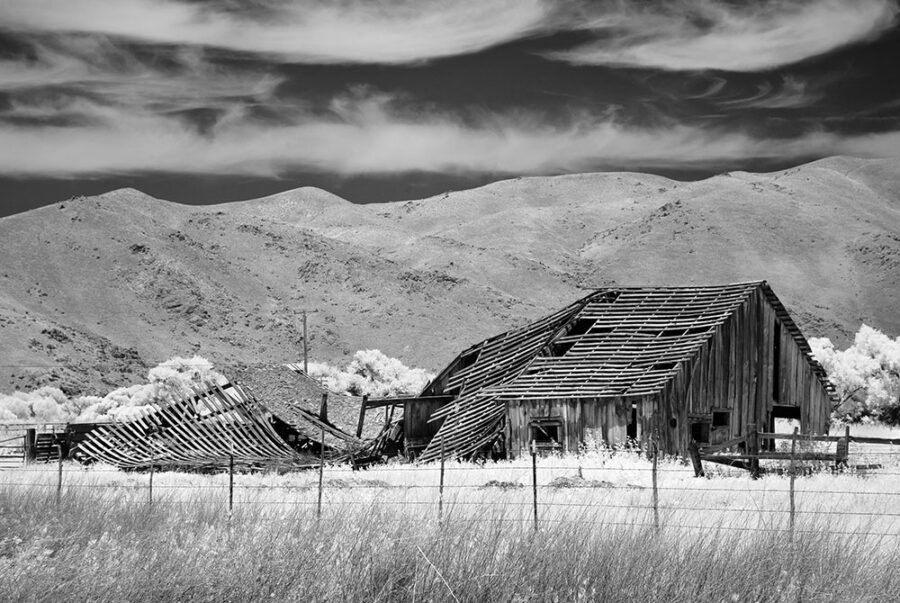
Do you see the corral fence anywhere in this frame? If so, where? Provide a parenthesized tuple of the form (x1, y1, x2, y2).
(694, 423, 900, 477)
(0, 423, 73, 468)
(3, 432, 900, 541)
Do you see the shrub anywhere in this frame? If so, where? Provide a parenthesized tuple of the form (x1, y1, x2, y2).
(307, 350, 434, 397)
(810, 325, 900, 424)
(0, 356, 226, 423)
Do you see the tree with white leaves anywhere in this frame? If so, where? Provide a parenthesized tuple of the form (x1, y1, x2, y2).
(809, 325, 900, 424)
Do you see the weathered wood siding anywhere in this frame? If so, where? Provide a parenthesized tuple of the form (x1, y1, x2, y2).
(505, 396, 652, 458)
(404, 400, 446, 450)
(654, 288, 830, 455)
(505, 288, 831, 457)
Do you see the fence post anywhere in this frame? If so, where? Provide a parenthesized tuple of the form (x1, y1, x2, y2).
(835, 425, 850, 471)
(688, 440, 704, 477)
(531, 439, 538, 532)
(56, 444, 63, 505)
(789, 427, 798, 533)
(438, 438, 446, 524)
(149, 458, 154, 507)
(228, 453, 234, 514)
(317, 423, 325, 520)
(651, 435, 659, 532)
(24, 429, 36, 464)
(747, 423, 760, 479)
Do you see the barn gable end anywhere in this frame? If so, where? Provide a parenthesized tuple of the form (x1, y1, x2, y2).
(415, 282, 835, 461)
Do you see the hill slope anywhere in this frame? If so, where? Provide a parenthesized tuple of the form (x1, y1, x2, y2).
(1, 156, 898, 395)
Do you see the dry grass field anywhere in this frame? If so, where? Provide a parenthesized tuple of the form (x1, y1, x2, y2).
(2, 424, 899, 602)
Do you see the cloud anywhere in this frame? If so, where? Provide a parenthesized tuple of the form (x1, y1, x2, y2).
(545, 0, 899, 71)
(0, 91, 897, 178)
(0, 0, 557, 64)
(0, 37, 282, 116)
(714, 75, 824, 109)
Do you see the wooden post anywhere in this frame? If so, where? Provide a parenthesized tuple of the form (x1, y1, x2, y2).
(56, 444, 63, 505)
(835, 424, 850, 471)
(651, 436, 659, 532)
(688, 440, 705, 477)
(356, 395, 368, 438)
(24, 429, 36, 463)
(228, 453, 234, 514)
(747, 423, 760, 479)
(317, 423, 325, 520)
(789, 427, 798, 533)
(531, 439, 538, 532)
(149, 458, 155, 506)
(438, 438, 446, 524)
(302, 310, 309, 374)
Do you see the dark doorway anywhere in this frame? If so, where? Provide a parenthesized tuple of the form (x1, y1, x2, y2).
(627, 402, 638, 440)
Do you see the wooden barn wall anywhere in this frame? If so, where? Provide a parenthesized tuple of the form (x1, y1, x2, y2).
(505, 396, 653, 458)
(404, 400, 446, 448)
(774, 318, 831, 435)
(654, 288, 830, 455)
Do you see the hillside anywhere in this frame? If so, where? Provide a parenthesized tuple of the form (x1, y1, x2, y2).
(0, 156, 898, 396)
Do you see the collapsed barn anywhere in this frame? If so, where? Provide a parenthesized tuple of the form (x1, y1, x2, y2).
(395, 281, 835, 462)
(72, 366, 397, 470)
(9, 281, 837, 469)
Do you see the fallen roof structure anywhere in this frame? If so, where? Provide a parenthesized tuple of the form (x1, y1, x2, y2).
(416, 281, 835, 462)
(76, 381, 314, 470)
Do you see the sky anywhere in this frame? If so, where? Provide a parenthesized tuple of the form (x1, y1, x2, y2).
(1, 0, 899, 216)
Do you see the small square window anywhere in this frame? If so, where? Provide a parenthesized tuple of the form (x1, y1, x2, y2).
(712, 411, 730, 428)
(530, 421, 562, 448)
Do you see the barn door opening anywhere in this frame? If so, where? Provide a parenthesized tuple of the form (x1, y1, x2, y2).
(769, 404, 801, 449)
(626, 402, 639, 442)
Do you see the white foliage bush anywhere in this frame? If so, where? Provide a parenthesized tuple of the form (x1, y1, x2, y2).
(308, 350, 434, 397)
(0, 356, 226, 423)
(810, 325, 900, 424)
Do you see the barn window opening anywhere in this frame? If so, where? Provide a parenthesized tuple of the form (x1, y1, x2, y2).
(652, 362, 677, 372)
(772, 321, 782, 401)
(712, 411, 730, 429)
(691, 421, 710, 444)
(530, 419, 562, 449)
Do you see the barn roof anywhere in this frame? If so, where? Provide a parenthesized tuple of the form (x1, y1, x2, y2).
(231, 364, 380, 442)
(418, 281, 833, 462)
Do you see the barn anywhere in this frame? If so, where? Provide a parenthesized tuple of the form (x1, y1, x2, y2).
(411, 281, 836, 462)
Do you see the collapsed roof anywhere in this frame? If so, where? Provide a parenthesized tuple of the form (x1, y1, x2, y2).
(418, 281, 833, 462)
(77, 381, 314, 470)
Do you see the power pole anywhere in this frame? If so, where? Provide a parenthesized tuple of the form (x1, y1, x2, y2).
(302, 310, 308, 374)
(299, 309, 318, 374)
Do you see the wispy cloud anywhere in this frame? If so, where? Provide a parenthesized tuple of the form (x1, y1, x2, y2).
(0, 91, 896, 177)
(0, 37, 282, 119)
(714, 75, 824, 109)
(546, 0, 899, 71)
(0, 0, 557, 64)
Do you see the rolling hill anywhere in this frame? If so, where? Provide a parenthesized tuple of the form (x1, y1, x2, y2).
(1, 155, 898, 396)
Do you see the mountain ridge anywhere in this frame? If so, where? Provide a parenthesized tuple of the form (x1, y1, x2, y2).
(1, 155, 898, 396)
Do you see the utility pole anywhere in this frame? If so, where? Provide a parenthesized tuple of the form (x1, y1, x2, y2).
(302, 310, 308, 374)
(299, 309, 318, 374)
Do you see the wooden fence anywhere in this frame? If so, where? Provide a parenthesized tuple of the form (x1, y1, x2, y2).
(695, 424, 899, 477)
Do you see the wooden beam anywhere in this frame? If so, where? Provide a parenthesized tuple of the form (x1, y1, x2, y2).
(364, 395, 454, 409)
(356, 394, 368, 438)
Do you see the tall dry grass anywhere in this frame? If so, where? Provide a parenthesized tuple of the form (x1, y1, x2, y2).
(3, 453, 900, 602)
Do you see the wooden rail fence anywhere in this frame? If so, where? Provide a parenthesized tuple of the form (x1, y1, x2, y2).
(696, 425, 897, 477)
